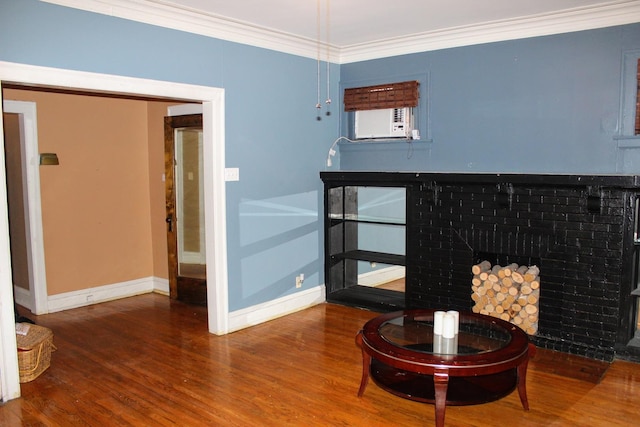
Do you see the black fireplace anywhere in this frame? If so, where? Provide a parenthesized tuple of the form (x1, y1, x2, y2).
(321, 172, 640, 362)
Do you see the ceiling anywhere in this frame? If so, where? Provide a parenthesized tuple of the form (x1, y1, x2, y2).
(156, 0, 621, 45)
(45, 0, 640, 62)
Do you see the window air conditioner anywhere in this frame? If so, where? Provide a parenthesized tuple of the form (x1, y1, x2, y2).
(355, 107, 413, 139)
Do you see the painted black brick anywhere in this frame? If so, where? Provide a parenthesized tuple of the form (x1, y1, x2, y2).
(406, 179, 631, 362)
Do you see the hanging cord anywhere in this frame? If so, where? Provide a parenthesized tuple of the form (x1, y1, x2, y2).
(316, 0, 322, 121)
(406, 140, 414, 159)
(325, 0, 332, 116)
(326, 136, 357, 167)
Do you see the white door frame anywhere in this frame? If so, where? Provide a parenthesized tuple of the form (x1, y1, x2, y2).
(0, 61, 230, 401)
(2, 100, 48, 315)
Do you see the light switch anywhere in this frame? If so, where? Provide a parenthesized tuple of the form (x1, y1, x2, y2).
(224, 167, 240, 181)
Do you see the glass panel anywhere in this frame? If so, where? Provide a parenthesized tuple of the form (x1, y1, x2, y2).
(328, 187, 344, 219)
(325, 184, 406, 298)
(176, 127, 206, 279)
(358, 222, 405, 254)
(354, 186, 406, 223)
(350, 186, 406, 254)
(379, 315, 512, 355)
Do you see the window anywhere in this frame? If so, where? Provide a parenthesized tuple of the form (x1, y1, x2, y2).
(340, 74, 430, 143)
(343, 81, 419, 111)
(619, 50, 640, 137)
(343, 80, 423, 140)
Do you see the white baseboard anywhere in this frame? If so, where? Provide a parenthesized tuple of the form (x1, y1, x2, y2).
(13, 286, 31, 310)
(227, 285, 326, 333)
(46, 276, 167, 313)
(153, 277, 170, 295)
(21, 276, 324, 334)
(358, 265, 405, 287)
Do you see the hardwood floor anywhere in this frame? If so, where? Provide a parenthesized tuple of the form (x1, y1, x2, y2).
(374, 278, 405, 292)
(2, 293, 639, 426)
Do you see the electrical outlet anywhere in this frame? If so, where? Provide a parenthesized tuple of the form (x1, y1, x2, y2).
(295, 274, 303, 288)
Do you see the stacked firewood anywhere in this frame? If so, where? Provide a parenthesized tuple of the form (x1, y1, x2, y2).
(471, 261, 540, 335)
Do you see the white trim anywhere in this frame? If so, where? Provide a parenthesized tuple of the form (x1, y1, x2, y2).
(227, 285, 326, 333)
(167, 104, 203, 117)
(42, 0, 640, 63)
(2, 100, 48, 315)
(153, 276, 170, 295)
(0, 89, 20, 402)
(41, 0, 326, 61)
(0, 61, 229, 401)
(47, 277, 158, 313)
(340, 1, 640, 63)
(38, 277, 170, 312)
(12, 285, 30, 310)
(201, 98, 229, 335)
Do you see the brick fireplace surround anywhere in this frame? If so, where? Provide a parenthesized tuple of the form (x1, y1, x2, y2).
(321, 172, 640, 362)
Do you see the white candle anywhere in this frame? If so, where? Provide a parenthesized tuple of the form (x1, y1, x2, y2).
(443, 313, 455, 339)
(433, 311, 445, 335)
(447, 310, 459, 335)
(433, 334, 442, 354)
(442, 336, 457, 354)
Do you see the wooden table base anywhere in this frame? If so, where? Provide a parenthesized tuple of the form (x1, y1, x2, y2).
(356, 331, 534, 427)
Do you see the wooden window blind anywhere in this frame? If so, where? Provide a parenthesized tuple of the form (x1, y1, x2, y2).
(344, 81, 419, 112)
(636, 58, 640, 135)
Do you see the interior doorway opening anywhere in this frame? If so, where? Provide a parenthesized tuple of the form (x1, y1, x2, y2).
(2, 110, 32, 308)
(0, 62, 229, 402)
(1, 101, 47, 317)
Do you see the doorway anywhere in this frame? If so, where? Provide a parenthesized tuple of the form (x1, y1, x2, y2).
(0, 62, 229, 402)
(165, 114, 207, 305)
(1, 100, 47, 316)
(3, 111, 31, 306)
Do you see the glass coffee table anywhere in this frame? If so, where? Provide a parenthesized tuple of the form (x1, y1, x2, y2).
(356, 309, 535, 427)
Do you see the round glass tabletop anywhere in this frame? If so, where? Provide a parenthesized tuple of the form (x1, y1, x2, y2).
(378, 312, 512, 356)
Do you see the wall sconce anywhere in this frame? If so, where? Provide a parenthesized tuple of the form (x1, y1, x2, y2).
(39, 153, 59, 166)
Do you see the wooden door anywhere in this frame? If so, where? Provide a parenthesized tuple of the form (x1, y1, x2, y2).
(164, 114, 206, 305)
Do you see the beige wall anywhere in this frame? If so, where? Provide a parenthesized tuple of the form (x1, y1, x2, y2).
(3, 89, 172, 295)
(146, 101, 172, 280)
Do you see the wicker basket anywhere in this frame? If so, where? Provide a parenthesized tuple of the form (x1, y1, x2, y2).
(16, 323, 54, 383)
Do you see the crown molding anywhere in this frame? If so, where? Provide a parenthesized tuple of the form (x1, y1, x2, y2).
(42, 0, 640, 64)
(41, 0, 339, 61)
(339, 1, 640, 63)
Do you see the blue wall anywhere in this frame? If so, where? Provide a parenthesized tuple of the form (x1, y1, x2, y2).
(2, 0, 640, 313)
(0, 0, 339, 311)
(338, 24, 640, 173)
